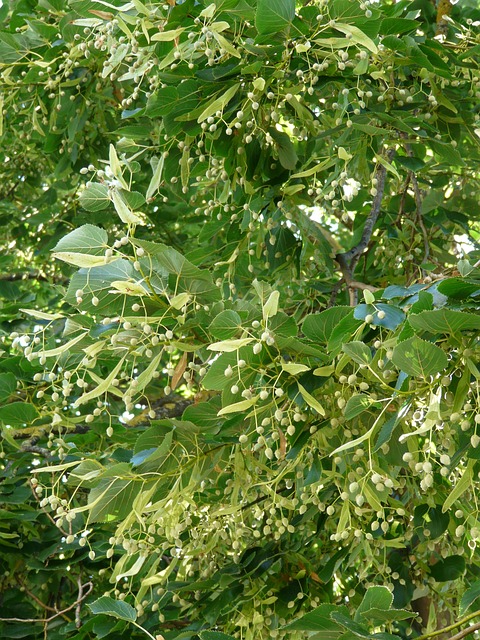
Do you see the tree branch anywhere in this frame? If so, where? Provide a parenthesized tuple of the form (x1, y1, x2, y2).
(336, 150, 395, 267)
(335, 149, 394, 304)
(0, 272, 67, 283)
(436, 0, 453, 37)
(21, 441, 51, 458)
(12, 425, 89, 440)
(449, 621, 480, 640)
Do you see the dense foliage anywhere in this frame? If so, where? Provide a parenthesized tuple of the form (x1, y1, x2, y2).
(1, 0, 480, 639)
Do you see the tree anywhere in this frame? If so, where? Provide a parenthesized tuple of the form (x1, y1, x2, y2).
(0, 0, 480, 638)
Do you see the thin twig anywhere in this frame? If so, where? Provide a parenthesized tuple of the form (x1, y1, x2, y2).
(0, 582, 93, 623)
(401, 136, 430, 269)
(398, 173, 411, 217)
(16, 580, 58, 613)
(2, 180, 20, 199)
(75, 575, 83, 628)
(410, 171, 430, 264)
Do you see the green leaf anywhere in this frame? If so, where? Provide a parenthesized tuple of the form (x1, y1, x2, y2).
(459, 580, 480, 617)
(197, 83, 240, 123)
(437, 278, 480, 300)
(281, 362, 310, 375)
(342, 342, 371, 366)
(182, 397, 222, 431)
(330, 612, 371, 638)
(73, 356, 126, 407)
(281, 603, 345, 634)
(355, 586, 392, 622)
(270, 312, 297, 337)
(328, 314, 364, 355)
(111, 188, 145, 225)
(217, 397, 257, 415)
(122, 190, 145, 210)
(65, 259, 139, 314)
(88, 474, 141, 523)
(430, 139, 465, 167)
(255, 0, 295, 35)
(374, 404, 409, 452)
(132, 430, 174, 472)
(79, 183, 111, 212)
(333, 23, 378, 54)
(429, 555, 466, 582)
(303, 307, 353, 344)
(209, 310, 242, 340)
(53, 251, 117, 269)
(380, 17, 419, 35)
(269, 129, 298, 170)
(0, 402, 39, 425)
(0, 372, 17, 403)
(208, 338, 254, 352)
(263, 290, 280, 320)
(344, 394, 372, 420)
(151, 27, 184, 41)
(442, 460, 474, 514)
(414, 504, 449, 540)
(88, 596, 137, 622)
(391, 337, 448, 378)
(382, 284, 424, 300)
(53, 224, 108, 255)
(361, 608, 414, 623)
(298, 383, 326, 416)
(133, 239, 219, 302)
(409, 309, 480, 334)
(146, 155, 165, 200)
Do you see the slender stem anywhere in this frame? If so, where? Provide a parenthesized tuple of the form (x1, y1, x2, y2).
(132, 620, 157, 640)
(416, 609, 480, 640)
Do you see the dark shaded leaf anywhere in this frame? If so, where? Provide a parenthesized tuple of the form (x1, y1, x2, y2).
(429, 555, 465, 582)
